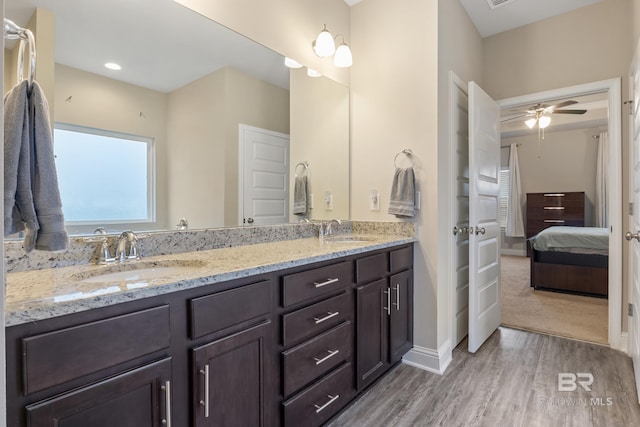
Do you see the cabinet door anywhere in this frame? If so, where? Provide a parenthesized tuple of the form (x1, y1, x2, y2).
(25, 357, 172, 427)
(355, 279, 389, 390)
(389, 269, 413, 363)
(192, 321, 273, 427)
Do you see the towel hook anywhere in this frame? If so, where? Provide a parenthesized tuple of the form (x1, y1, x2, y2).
(295, 161, 309, 178)
(394, 149, 415, 168)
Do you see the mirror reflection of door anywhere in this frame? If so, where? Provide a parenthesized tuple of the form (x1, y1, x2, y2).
(239, 124, 290, 226)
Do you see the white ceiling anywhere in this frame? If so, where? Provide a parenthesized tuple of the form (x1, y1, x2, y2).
(5, 0, 289, 93)
(459, 0, 604, 37)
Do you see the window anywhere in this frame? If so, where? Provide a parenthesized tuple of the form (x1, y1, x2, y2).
(499, 169, 510, 229)
(53, 124, 155, 230)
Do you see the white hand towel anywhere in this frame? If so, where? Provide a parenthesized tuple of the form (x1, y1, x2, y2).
(388, 167, 415, 218)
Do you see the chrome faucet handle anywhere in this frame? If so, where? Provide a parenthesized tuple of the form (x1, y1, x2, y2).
(98, 239, 116, 265)
(116, 230, 139, 262)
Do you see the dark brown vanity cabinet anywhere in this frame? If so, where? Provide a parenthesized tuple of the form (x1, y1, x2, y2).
(6, 243, 414, 427)
(280, 261, 356, 427)
(355, 246, 414, 391)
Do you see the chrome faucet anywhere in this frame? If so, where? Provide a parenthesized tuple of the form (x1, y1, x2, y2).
(93, 227, 116, 265)
(115, 230, 140, 262)
(318, 219, 342, 239)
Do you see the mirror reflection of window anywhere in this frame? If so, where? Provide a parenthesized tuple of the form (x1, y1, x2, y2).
(53, 124, 155, 227)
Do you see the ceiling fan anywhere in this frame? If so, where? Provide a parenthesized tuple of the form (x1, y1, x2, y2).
(502, 100, 587, 129)
(501, 100, 587, 158)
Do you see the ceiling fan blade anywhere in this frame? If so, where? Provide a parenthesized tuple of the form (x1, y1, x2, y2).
(500, 114, 527, 123)
(549, 100, 578, 110)
(552, 109, 587, 114)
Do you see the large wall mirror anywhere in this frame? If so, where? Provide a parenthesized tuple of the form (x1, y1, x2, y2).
(4, 0, 350, 236)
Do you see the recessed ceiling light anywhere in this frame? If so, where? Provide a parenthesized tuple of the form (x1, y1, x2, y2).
(104, 62, 122, 71)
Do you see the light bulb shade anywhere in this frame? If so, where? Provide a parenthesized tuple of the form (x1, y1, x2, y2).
(333, 43, 353, 68)
(306, 68, 321, 77)
(538, 115, 551, 128)
(313, 27, 336, 57)
(525, 118, 537, 129)
(284, 57, 303, 68)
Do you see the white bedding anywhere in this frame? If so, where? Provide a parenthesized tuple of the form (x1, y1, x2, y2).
(531, 226, 609, 255)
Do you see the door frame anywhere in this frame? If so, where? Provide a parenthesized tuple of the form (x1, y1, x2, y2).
(497, 78, 623, 351)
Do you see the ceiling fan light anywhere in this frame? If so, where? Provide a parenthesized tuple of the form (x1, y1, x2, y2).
(525, 118, 537, 129)
(313, 25, 336, 57)
(539, 115, 551, 128)
(333, 43, 353, 68)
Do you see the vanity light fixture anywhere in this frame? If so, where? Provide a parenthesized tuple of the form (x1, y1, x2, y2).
(104, 62, 122, 71)
(284, 57, 303, 68)
(313, 24, 353, 68)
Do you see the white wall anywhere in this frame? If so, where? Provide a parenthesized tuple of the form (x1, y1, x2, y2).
(290, 67, 349, 221)
(1, 0, 6, 419)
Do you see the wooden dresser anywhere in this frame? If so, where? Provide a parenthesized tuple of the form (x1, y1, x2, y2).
(526, 192, 586, 254)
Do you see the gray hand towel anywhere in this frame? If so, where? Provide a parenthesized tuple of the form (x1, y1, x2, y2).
(388, 167, 415, 218)
(293, 175, 308, 215)
(29, 81, 68, 251)
(3, 80, 68, 252)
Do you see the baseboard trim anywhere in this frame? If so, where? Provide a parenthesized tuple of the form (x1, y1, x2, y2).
(402, 340, 452, 375)
(501, 248, 526, 256)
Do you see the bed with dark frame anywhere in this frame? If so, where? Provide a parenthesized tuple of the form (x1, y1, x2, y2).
(529, 226, 608, 298)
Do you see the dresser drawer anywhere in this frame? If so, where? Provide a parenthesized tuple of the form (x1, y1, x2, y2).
(282, 321, 352, 397)
(282, 362, 354, 427)
(22, 305, 170, 395)
(390, 246, 412, 273)
(355, 253, 388, 284)
(282, 292, 351, 347)
(190, 280, 271, 339)
(282, 261, 351, 307)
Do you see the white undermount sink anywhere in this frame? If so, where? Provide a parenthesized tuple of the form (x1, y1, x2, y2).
(74, 259, 206, 283)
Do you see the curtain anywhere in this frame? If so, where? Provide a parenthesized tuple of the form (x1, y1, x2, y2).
(506, 143, 525, 237)
(595, 131, 609, 227)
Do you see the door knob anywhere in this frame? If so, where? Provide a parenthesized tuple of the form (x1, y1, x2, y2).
(625, 230, 640, 242)
(247, 217, 254, 224)
(452, 226, 469, 236)
(475, 227, 486, 235)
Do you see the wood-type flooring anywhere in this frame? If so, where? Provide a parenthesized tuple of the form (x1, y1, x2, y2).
(328, 327, 640, 427)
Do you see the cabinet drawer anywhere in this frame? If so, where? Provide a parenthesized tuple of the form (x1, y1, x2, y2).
(390, 246, 412, 273)
(190, 280, 271, 339)
(282, 261, 351, 307)
(356, 253, 388, 284)
(282, 362, 354, 427)
(282, 292, 351, 347)
(22, 305, 170, 395)
(282, 321, 352, 397)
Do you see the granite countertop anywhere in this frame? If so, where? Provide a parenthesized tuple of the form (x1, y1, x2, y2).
(5, 234, 415, 327)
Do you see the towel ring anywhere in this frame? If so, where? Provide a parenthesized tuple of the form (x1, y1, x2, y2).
(295, 161, 309, 178)
(394, 149, 415, 168)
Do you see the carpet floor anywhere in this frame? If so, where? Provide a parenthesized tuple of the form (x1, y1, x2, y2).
(500, 255, 608, 345)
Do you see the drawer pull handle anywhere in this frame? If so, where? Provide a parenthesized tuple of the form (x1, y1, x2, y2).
(543, 207, 565, 210)
(314, 278, 339, 288)
(199, 365, 210, 418)
(314, 349, 340, 365)
(543, 219, 565, 223)
(543, 193, 565, 197)
(161, 381, 171, 426)
(393, 284, 400, 311)
(384, 289, 391, 315)
(314, 394, 340, 414)
(314, 311, 340, 324)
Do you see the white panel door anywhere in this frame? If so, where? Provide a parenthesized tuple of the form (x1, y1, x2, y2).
(240, 125, 290, 226)
(468, 82, 501, 353)
(629, 47, 640, 403)
(451, 75, 470, 347)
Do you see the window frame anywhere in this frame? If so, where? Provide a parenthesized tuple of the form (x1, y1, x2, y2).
(54, 122, 157, 235)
